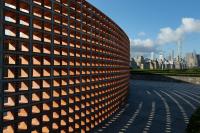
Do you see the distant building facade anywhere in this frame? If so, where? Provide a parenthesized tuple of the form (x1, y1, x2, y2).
(131, 55, 188, 70)
(186, 53, 199, 68)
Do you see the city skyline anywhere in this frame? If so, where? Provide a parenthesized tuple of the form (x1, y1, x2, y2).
(87, 0, 200, 58)
(1, 1, 200, 133)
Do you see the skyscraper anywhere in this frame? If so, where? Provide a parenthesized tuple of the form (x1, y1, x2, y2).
(186, 52, 199, 68)
(150, 52, 154, 60)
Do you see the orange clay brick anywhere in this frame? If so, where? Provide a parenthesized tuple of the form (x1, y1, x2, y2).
(0, 0, 130, 132)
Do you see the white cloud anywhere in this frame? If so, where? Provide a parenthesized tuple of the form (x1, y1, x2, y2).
(157, 18, 200, 45)
(131, 17, 200, 57)
(157, 27, 183, 45)
(137, 32, 146, 36)
(130, 39, 158, 57)
(131, 38, 154, 48)
(181, 18, 200, 33)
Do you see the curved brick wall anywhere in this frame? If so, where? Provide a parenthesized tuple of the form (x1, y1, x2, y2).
(0, 0, 130, 132)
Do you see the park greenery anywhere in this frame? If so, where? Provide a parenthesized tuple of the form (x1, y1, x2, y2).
(186, 107, 200, 133)
(130, 68, 200, 77)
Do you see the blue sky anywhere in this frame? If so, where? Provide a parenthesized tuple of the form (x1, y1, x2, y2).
(87, 0, 200, 58)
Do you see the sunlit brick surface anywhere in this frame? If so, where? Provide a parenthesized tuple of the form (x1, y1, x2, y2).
(0, 0, 130, 132)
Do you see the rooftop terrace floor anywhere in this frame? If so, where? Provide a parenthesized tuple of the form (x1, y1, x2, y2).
(94, 80, 200, 133)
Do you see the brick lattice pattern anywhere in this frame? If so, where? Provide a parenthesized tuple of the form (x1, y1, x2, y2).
(0, 0, 130, 132)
